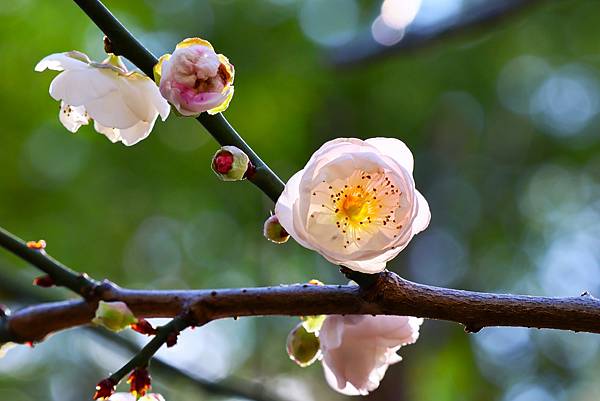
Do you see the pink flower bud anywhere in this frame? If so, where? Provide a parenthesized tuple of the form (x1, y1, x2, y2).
(155, 38, 235, 116)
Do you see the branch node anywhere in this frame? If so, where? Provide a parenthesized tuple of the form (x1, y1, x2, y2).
(339, 266, 380, 289)
(463, 324, 482, 334)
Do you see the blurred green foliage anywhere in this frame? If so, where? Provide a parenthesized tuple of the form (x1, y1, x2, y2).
(1, 0, 600, 400)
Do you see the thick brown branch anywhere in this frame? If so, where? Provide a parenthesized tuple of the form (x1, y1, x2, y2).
(3, 272, 600, 343)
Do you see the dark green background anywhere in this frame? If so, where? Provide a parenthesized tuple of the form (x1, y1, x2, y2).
(1, 0, 600, 400)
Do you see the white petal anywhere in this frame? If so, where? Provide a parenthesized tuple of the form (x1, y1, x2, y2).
(84, 85, 144, 129)
(94, 121, 121, 143)
(412, 190, 431, 235)
(366, 137, 414, 174)
(49, 68, 117, 106)
(58, 102, 89, 133)
(118, 74, 169, 121)
(275, 170, 314, 250)
(323, 360, 363, 396)
(35, 51, 90, 72)
(319, 316, 345, 349)
(118, 119, 155, 146)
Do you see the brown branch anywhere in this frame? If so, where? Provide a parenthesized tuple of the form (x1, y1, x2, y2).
(3, 271, 600, 344)
(0, 268, 285, 401)
(330, 0, 546, 67)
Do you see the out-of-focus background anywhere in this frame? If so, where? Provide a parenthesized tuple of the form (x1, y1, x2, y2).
(1, 0, 600, 400)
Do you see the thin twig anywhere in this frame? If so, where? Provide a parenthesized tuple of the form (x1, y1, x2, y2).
(0, 227, 98, 297)
(108, 316, 193, 384)
(71, 0, 284, 202)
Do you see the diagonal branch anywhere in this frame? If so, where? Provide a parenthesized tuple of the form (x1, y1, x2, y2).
(107, 315, 193, 384)
(72, 0, 284, 202)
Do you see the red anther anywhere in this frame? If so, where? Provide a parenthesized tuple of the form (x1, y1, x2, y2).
(166, 331, 179, 348)
(26, 240, 47, 250)
(130, 319, 158, 336)
(24, 341, 34, 348)
(93, 378, 116, 400)
(127, 367, 151, 397)
(33, 275, 55, 288)
(213, 150, 234, 174)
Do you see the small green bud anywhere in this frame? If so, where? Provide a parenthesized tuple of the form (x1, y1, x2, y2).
(263, 215, 289, 244)
(211, 146, 251, 181)
(92, 301, 137, 332)
(286, 322, 321, 367)
(301, 315, 326, 333)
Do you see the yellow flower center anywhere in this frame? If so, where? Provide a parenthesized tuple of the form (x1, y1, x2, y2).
(341, 190, 369, 223)
(309, 170, 405, 251)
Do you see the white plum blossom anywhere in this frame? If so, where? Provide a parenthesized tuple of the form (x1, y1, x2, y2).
(155, 38, 235, 116)
(35, 51, 170, 146)
(108, 393, 165, 401)
(319, 315, 423, 395)
(275, 137, 430, 273)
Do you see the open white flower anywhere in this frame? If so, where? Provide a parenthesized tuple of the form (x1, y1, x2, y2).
(275, 137, 430, 273)
(35, 51, 170, 146)
(319, 315, 423, 396)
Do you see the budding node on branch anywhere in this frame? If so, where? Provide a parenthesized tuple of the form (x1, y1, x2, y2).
(26, 240, 46, 251)
(131, 318, 158, 336)
(166, 331, 179, 348)
(93, 378, 116, 400)
(263, 215, 290, 244)
(32, 275, 55, 288)
(211, 146, 253, 181)
(92, 301, 137, 332)
(128, 367, 152, 398)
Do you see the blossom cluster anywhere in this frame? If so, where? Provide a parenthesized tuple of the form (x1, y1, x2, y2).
(36, 37, 233, 145)
(34, 33, 431, 398)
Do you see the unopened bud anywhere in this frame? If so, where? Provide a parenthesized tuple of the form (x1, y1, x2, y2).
(211, 146, 251, 181)
(166, 331, 179, 348)
(33, 275, 55, 288)
(93, 378, 116, 400)
(128, 367, 152, 397)
(301, 315, 326, 333)
(286, 322, 321, 367)
(92, 301, 137, 332)
(263, 215, 289, 244)
(131, 318, 158, 336)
